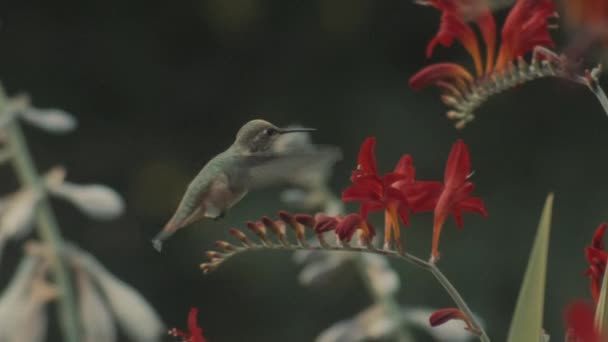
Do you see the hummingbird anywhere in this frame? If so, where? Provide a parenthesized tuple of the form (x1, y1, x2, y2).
(152, 119, 340, 252)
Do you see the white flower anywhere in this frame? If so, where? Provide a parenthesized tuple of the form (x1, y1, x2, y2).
(10, 278, 56, 342)
(0, 256, 40, 335)
(0, 189, 41, 255)
(49, 182, 124, 220)
(294, 249, 355, 287)
(0, 255, 54, 342)
(77, 269, 117, 342)
(20, 108, 77, 133)
(316, 305, 398, 342)
(361, 254, 399, 299)
(68, 246, 164, 342)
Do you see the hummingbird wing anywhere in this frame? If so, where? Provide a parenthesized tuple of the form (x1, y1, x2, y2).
(244, 146, 342, 189)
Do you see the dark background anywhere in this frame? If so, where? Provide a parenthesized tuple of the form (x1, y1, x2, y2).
(0, 0, 606, 341)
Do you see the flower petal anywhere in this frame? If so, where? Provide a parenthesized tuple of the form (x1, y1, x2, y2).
(356, 137, 378, 177)
(77, 269, 117, 342)
(68, 245, 164, 341)
(0, 189, 40, 240)
(428, 11, 483, 76)
(20, 108, 77, 134)
(409, 63, 474, 91)
(50, 182, 125, 220)
(404, 181, 443, 213)
(335, 214, 365, 242)
(476, 10, 497, 74)
(444, 140, 471, 189)
(429, 308, 470, 328)
(564, 300, 601, 342)
(187, 308, 207, 342)
(496, 0, 556, 71)
(593, 223, 607, 249)
(457, 196, 488, 217)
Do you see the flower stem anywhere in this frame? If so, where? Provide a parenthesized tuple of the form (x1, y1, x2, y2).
(590, 84, 608, 118)
(428, 263, 490, 342)
(0, 87, 81, 342)
(323, 195, 413, 341)
(208, 242, 490, 341)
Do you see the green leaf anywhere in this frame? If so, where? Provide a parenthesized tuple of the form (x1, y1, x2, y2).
(595, 258, 608, 333)
(506, 193, 554, 342)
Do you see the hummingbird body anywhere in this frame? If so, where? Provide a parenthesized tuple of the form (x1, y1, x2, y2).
(152, 119, 336, 252)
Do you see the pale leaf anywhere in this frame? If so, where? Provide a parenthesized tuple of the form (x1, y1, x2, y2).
(506, 193, 554, 342)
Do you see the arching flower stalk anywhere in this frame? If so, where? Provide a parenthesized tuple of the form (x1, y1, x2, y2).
(200, 210, 490, 341)
(410, 0, 608, 128)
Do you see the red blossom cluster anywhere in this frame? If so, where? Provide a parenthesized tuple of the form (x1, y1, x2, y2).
(430, 223, 608, 340)
(410, 0, 556, 86)
(409, 0, 558, 126)
(584, 223, 608, 303)
(169, 308, 208, 342)
(341, 138, 487, 260)
(563, 0, 608, 40)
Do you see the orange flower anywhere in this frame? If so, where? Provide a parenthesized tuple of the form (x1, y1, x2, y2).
(432, 140, 487, 261)
(410, 0, 558, 128)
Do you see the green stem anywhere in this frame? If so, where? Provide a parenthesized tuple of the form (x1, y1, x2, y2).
(210, 242, 490, 341)
(0, 88, 81, 341)
(323, 195, 413, 341)
(590, 85, 608, 118)
(354, 257, 414, 341)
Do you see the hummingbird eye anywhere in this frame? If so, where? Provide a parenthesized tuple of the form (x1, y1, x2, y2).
(264, 128, 278, 136)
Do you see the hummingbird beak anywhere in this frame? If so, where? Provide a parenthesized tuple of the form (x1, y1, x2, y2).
(278, 127, 316, 134)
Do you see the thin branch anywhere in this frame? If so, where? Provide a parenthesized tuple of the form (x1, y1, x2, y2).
(202, 234, 490, 342)
(320, 194, 414, 341)
(439, 46, 608, 129)
(0, 85, 81, 342)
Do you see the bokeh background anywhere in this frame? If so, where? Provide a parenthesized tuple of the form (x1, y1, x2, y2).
(0, 0, 606, 341)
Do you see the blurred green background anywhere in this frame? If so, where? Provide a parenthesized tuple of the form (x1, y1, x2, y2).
(0, 0, 606, 341)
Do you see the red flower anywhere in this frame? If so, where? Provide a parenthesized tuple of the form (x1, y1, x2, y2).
(335, 213, 376, 242)
(496, 0, 557, 70)
(584, 223, 608, 303)
(169, 308, 208, 342)
(564, 300, 602, 342)
(562, 0, 608, 43)
(422, 0, 496, 76)
(432, 140, 487, 261)
(410, 0, 557, 128)
(429, 307, 474, 331)
(342, 137, 441, 250)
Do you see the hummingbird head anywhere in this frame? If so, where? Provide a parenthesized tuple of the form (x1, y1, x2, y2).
(234, 119, 316, 154)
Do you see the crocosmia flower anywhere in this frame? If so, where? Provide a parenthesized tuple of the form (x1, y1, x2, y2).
(342, 137, 441, 250)
(429, 307, 473, 331)
(564, 300, 602, 342)
(432, 140, 487, 261)
(169, 308, 207, 342)
(584, 223, 608, 303)
(410, 0, 557, 128)
(562, 0, 608, 39)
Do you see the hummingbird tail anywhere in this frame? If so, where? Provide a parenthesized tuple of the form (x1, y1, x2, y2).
(151, 220, 180, 253)
(151, 238, 163, 253)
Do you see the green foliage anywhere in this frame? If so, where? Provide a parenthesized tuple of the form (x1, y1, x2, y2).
(595, 263, 608, 333)
(506, 194, 554, 342)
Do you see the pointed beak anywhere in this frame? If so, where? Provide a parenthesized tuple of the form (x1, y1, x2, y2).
(278, 127, 316, 134)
